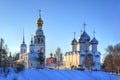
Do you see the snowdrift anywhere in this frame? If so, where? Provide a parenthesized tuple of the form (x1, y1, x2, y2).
(0, 69, 119, 80)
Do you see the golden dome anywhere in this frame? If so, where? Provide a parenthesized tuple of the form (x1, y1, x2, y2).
(37, 17, 43, 26)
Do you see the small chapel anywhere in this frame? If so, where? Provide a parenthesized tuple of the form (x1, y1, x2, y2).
(65, 23, 101, 70)
(16, 11, 45, 68)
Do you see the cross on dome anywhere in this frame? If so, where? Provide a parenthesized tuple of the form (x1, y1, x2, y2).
(83, 22, 86, 31)
(37, 9, 43, 27)
(74, 32, 76, 38)
(93, 31, 95, 37)
(39, 9, 41, 18)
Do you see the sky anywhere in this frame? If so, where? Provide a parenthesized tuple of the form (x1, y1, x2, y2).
(0, 0, 120, 61)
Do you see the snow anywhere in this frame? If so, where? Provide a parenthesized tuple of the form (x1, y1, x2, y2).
(0, 68, 119, 80)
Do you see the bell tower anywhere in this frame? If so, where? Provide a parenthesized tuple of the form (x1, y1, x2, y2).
(34, 10, 45, 56)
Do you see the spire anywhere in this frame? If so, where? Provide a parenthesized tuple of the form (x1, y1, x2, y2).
(31, 35, 33, 43)
(23, 28, 25, 43)
(9, 52, 12, 58)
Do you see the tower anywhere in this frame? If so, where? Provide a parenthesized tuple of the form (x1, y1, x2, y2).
(71, 32, 77, 52)
(29, 36, 35, 52)
(91, 31, 98, 52)
(91, 31, 100, 70)
(20, 31, 27, 59)
(34, 10, 45, 53)
(79, 23, 90, 65)
(34, 10, 45, 67)
(20, 31, 27, 54)
(79, 23, 90, 52)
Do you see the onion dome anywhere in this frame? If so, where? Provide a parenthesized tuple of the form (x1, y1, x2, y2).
(79, 31, 90, 43)
(79, 23, 90, 42)
(71, 32, 77, 45)
(21, 42, 27, 47)
(71, 38, 77, 45)
(36, 17, 43, 26)
(91, 37, 98, 44)
(36, 10, 43, 27)
(82, 31, 90, 41)
(79, 36, 85, 43)
(30, 37, 34, 46)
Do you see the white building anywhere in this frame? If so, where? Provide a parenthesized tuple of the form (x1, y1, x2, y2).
(65, 23, 101, 70)
(16, 12, 45, 68)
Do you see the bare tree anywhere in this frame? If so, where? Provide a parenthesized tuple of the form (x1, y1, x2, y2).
(37, 52, 44, 68)
(83, 54, 95, 72)
(0, 38, 9, 74)
(54, 47, 63, 69)
(104, 44, 120, 73)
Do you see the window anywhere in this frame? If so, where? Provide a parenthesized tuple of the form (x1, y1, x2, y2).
(38, 38, 40, 43)
(81, 54, 85, 57)
(23, 49, 26, 53)
(35, 39, 37, 43)
(95, 55, 99, 58)
(41, 38, 43, 43)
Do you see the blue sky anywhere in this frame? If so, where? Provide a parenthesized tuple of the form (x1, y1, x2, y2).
(0, 0, 120, 60)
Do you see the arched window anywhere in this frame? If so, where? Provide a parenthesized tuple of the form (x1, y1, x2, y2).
(24, 49, 26, 53)
(35, 39, 37, 43)
(38, 38, 40, 43)
(41, 38, 44, 43)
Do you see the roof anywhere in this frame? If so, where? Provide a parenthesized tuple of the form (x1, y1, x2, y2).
(79, 31, 90, 43)
(91, 37, 98, 44)
(21, 43, 27, 47)
(71, 38, 77, 45)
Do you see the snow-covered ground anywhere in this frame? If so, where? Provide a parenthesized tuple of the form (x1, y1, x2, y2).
(0, 68, 119, 80)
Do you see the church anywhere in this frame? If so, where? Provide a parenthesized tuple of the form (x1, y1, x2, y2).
(65, 23, 101, 70)
(16, 12, 45, 68)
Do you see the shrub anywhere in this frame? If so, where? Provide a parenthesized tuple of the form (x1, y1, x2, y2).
(15, 63, 24, 73)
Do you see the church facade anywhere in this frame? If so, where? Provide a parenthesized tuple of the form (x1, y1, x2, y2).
(65, 24, 101, 70)
(16, 12, 45, 68)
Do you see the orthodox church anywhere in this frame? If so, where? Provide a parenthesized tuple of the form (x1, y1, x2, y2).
(65, 23, 101, 70)
(16, 12, 45, 68)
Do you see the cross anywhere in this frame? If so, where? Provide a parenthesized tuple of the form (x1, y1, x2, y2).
(93, 31, 95, 37)
(39, 9, 41, 18)
(73, 32, 76, 38)
(83, 22, 86, 31)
